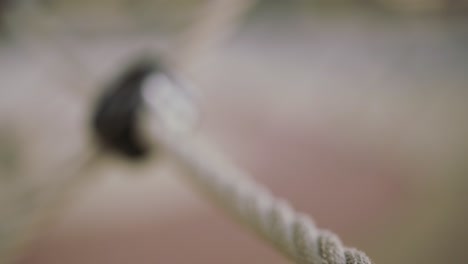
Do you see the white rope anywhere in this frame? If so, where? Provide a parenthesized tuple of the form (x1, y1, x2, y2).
(3, 2, 374, 263)
(156, 2, 372, 261)
(144, 115, 373, 264)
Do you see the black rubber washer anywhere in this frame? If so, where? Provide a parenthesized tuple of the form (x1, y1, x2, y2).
(92, 59, 160, 159)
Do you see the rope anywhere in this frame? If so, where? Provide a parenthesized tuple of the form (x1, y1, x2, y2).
(150, 3, 372, 261)
(166, 0, 257, 75)
(3, 2, 374, 264)
(144, 116, 373, 264)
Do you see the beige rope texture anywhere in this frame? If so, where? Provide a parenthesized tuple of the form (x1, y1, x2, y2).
(145, 116, 373, 264)
(156, 3, 372, 261)
(2, 1, 374, 263)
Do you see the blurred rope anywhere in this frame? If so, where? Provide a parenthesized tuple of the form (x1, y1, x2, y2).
(145, 115, 373, 264)
(166, 0, 256, 74)
(3, 0, 257, 95)
(2, 1, 374, 264)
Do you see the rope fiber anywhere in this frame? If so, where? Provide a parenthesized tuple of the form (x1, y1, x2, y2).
(145, 117, 373, 264)
(2, 1, 374, 263)
(89, 0, 375, 261)
(92, 49, 374, 264)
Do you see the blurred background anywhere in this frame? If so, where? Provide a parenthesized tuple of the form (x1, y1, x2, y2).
(0, 0, 467, 263)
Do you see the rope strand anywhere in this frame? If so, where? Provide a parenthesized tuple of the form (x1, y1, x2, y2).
(146, 121, 373, 264)
(3, 2, 374, 263)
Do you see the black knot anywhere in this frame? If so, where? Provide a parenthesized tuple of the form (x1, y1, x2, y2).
(92, 59, 160, 159)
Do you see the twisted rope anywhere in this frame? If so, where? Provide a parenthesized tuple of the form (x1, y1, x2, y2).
(156, 3, 372, 260)
(2, 1, 374, 263)
(145, 119, 373, 264)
